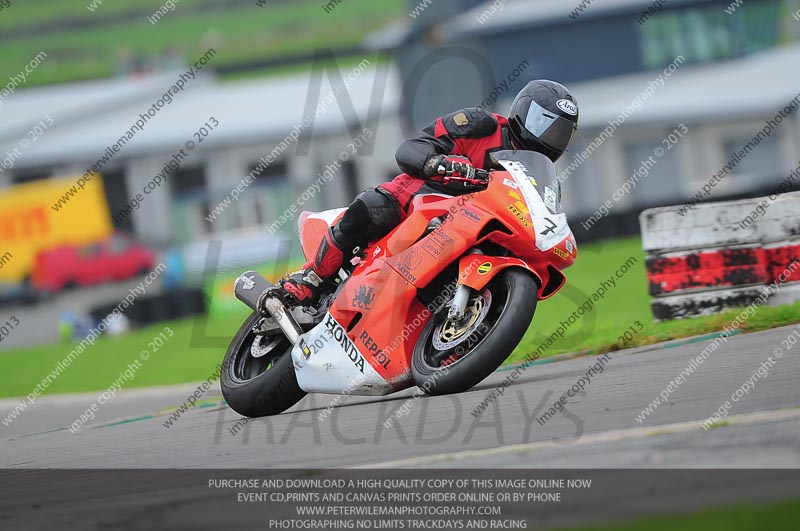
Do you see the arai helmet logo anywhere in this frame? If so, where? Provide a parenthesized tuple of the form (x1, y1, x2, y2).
(556, 99, 577, 116)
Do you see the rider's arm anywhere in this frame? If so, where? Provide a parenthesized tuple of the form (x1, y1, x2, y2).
(394, 123, 453, 178)
(395, 107, 499, 178)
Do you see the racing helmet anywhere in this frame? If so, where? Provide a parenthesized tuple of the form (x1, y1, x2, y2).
(508, 80, 579, 162)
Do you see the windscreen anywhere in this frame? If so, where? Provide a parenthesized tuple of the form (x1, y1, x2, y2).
(491, 150, 562, 214)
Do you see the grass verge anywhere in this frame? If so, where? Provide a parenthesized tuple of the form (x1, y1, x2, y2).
(548, 498, 800, 531)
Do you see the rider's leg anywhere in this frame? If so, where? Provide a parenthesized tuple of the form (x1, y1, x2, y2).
(281, 186, 405, 305)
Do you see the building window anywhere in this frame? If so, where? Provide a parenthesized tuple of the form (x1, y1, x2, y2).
(722, 132, 782, 181)
(101, 169, 134, 233)
(637, 0, 781, 70)
(340, 159, 358, 199)
(170, 166, 210, 240)
(251, 160, 288, 186)
(248, 159, 292, 229)
(171, 167, 208, 198)
(623, 138, 682, 206)
(736, 0, 785, 54)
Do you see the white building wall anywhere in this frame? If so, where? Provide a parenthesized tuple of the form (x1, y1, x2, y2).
(128, 156, 174, 246)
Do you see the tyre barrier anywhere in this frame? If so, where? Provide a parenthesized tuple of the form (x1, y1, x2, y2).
(90, 287, 206, 327)
(640, 192, 800, 320)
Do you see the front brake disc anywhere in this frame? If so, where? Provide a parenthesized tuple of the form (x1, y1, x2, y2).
(431, 289, 492, 351)
(250, 334, 282, 358)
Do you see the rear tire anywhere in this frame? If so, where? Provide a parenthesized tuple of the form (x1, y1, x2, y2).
(411, 268, 538, 395)
(220, 312, 306, 417)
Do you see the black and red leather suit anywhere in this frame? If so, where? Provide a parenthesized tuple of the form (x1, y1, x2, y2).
(304, 107, 516, 288)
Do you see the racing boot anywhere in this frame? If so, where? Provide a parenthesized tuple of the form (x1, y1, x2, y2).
(280, 228, 347, 306)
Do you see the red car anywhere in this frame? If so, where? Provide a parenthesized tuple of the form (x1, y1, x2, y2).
(32, 234, 155, 292)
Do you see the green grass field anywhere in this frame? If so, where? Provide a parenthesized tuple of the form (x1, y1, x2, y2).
(1, 236, 799, 399)
(1, 0, 405, 86)
(549, 498, 800, 531)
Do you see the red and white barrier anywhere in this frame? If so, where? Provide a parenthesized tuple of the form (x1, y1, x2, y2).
(639, 193, 800, 320)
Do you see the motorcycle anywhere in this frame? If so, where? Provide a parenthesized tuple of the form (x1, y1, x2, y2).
(220, 150, 577, 417)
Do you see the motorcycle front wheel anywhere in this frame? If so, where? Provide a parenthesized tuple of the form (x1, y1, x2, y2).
(220, 312, 306, 417)
(411, 268, 539, 395)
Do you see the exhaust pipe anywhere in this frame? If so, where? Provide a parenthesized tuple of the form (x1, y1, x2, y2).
(234, 270, 274, 311)
(233, 270, 303, 344)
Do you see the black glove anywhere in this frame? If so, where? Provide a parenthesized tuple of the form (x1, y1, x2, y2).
(423, 155, 477, 181)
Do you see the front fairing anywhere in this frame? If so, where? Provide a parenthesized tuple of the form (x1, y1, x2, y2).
(492, 150, 572, 252)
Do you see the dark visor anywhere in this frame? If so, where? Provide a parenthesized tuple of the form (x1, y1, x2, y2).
(522, 100, 577, 153)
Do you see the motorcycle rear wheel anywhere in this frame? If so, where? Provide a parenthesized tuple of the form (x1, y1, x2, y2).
(220, 312, 306, 418)
(411, 268, 539, 395)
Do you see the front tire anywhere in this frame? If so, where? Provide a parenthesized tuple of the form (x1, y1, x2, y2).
(220, 312, 306, 417)
(412, 268, 538, 395)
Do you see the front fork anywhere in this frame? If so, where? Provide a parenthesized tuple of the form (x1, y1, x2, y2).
(447, 284, 474, 320)
(446, 249, 485, 320)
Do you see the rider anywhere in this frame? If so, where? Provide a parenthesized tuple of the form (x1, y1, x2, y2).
(277, 79, 579, 306)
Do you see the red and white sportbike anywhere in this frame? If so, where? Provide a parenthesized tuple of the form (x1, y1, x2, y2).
(221, 151, 576, 417)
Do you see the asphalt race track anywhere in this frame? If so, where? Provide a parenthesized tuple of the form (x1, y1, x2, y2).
(2, 326, 799, 530)
(2, 325, 799, 469)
